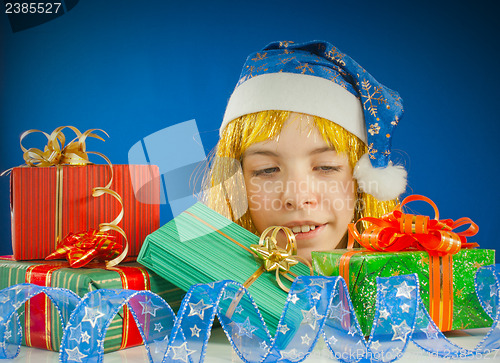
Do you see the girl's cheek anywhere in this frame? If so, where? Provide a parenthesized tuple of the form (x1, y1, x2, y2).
(247, 195, 263, 211)
(311, 178, 353, 196)
(248, 194, 282, 212)
(339, 179, 356, 196)
(247, 177, 283, 195)
(245, 175, 268, 195)
(245, 177, 261, 194)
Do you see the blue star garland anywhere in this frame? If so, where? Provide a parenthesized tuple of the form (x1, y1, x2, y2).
(0, 265, 498, 362)
(0, 283, 80, 360)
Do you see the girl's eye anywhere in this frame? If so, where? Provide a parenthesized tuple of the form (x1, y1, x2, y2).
(315, 165, 342, 173)
(252, 167, 280, 177)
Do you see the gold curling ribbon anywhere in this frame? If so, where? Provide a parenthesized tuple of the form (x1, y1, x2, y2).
(9, 126, 128, 267)
(226, 226, 313, 318)
(246, 226, 313, 293)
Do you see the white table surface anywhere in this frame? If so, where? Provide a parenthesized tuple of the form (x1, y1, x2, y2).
(7, 327, 500, 362)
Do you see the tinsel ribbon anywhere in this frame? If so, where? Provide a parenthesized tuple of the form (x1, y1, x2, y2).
(4, 126, 128, 268)
(0, 265, 498, 362)
(184, 212, 313, 293)
(15, 263, 150, 352)
(345, 194, 479, 332)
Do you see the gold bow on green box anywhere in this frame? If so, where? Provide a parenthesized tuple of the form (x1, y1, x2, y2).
(247, 226, 312, 292)
(138, 202, 314, 335)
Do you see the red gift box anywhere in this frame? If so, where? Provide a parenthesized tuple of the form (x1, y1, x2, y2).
(10, 164, 160, 261)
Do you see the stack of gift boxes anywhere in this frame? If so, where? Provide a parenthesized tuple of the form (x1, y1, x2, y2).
(0, 128, 185, 353)
(2, 127, 495, 356)
(137, 197, 495, 337)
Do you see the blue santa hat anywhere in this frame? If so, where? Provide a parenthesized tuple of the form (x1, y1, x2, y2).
(220, 40, 406, 201)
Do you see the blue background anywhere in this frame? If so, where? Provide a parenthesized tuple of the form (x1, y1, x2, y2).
(1, 0, 498, 261)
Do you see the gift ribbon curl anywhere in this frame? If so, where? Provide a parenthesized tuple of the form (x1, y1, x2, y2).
(348, 194, 479, 256)
(45, 229, 123, 268)
(19, 126, 105, 167)
(4, 126, 128, 267)
(1, 265, 499, 362)
(246, 226, 313, 293)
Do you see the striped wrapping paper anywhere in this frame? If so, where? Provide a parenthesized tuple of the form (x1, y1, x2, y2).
(138, 202, 313, 336)
(10, 164, 160, 260)
(0, 259, 185, 352)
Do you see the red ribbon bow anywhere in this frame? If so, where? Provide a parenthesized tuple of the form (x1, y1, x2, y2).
(45, 229, 123, 268)
(348, 195, 479, 256)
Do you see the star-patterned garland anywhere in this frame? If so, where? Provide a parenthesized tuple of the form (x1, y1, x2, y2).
(0, 283, 80, 360)
(0, 265, 499, 362)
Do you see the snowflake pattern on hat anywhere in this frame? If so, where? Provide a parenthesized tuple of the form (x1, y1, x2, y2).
(236, 40, 404, 169)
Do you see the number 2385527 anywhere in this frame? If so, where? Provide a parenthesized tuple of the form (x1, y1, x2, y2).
(5, 2, 62, 14)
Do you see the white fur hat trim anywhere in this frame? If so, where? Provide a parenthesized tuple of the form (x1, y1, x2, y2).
(354, 154, 407, 201)
(221, 72, 367, 143)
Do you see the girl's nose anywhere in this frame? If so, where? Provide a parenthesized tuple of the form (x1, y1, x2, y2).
(281, 174, 318, 210)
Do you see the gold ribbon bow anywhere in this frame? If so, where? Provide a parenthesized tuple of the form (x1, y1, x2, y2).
(184, 210, 315, 294)
(245, 226, 313, 293)
(8, 126, 128, 267)
(224, 225, 313, 319)
(20, 126, 105, 167)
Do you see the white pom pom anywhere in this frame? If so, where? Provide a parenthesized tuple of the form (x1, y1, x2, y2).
(353, 154, 407, 201)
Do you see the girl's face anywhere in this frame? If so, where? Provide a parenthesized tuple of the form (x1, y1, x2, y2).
(242, 113, 356, 262)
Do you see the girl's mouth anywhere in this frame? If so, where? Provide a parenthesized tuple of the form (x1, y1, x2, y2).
(290, 224, 326, 240)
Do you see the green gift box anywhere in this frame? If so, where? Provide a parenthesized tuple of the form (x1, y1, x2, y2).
(312, 248, 494, 335)
(138, 202, 312, 335)
(0, 259, 185, 352)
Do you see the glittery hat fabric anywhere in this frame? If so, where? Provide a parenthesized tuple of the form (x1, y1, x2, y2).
(221, 40, 404, 170)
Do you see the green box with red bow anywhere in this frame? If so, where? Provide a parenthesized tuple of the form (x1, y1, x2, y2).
(312, 195, 495, 335)
(7, 127, 161, 265)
